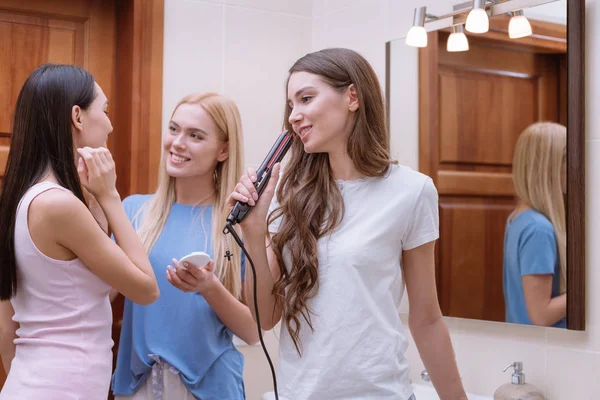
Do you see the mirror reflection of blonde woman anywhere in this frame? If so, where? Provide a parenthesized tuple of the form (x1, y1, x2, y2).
(503, 122, 567, 328)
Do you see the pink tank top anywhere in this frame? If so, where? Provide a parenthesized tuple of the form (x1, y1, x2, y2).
(1, 182, 113, 400)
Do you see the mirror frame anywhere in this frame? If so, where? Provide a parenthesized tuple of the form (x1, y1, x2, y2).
(566, 0, 585, 330)
(385, 0, 586, 329)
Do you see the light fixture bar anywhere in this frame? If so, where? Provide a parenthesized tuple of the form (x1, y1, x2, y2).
(453, 0, 557, 14)
(422, 0, 560, 32)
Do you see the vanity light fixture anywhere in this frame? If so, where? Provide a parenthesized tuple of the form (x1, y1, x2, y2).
(406, 6, 428, 47)
(465, 0, 490, 33)
(447, 25, 470, 52)
(405, 0, 552, 51)
(508, 9, 533, 38)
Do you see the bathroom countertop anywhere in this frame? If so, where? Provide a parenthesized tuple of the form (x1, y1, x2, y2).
(412, 383, 493, 400)
(260, 385, 494, 400)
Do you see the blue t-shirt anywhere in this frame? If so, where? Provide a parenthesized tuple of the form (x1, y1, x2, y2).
(111, 195, 246, 399)
(503, 209, 566, 328)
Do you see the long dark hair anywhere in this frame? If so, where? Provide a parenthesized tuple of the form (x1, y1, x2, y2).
(268, 48, 392, 355)
(0, 63, 96, 300)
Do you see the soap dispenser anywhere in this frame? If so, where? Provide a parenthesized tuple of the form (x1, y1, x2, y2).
(493, 362, 545, 400)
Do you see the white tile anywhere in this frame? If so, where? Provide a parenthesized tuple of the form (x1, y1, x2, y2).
(320, 1, 387, 83)
(313, 0, 325, 18)
(185, 0, 223, 4)
(523, 0, 566, 24)
(545, 326, 598, 353)
(223, 6, 311, 166)
(311, 16, 326, 51)
(586, 139, 600, 328)
(324, 0, 351, 14)
(325, 0, 381, 14)
(587, 0, 600, 141)
(162, 0, 224, 132)
(224, 0, 312, 16)
(545, 348, 600, 399)
(386, 0, 416, 42)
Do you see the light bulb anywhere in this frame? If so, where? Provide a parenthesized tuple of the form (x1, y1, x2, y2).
(447, 25, 469, 52)
(406, 6, 428, 48)
(406, 26, 428, 47)
(509, 11, 532, 38)
(465, 0, 489, 33)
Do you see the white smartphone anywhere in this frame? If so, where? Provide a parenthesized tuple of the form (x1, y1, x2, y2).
(178, 251, 212, 269)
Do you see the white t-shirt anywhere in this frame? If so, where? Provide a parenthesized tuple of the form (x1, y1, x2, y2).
(267, 163, 439, 400)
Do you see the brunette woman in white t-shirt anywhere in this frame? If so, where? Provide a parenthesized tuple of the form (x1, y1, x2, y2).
(227, 48, 467, 400)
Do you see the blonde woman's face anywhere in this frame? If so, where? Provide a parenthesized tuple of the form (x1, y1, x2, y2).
(163, 103, 229, 179)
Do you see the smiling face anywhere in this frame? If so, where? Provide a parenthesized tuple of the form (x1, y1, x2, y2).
(163, 102, 229, 179)
(286, 71, 359, 154)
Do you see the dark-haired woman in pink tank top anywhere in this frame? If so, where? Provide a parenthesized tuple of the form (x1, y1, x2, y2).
(0, 64, 160, 399)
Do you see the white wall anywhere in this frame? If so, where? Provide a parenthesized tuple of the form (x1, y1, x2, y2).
(162, 1, 311, 399)
(163, 0, 600, 398)
(524, 0, 567, 25)
(312, 0, 599, 398)
(162, 0, 312, 168)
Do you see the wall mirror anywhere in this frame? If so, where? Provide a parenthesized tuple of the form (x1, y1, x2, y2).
(386, 0, 585, 330)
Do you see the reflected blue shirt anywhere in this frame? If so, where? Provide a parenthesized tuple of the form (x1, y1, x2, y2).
(111, 195, 246, 399)
(503, 209, 566, 328)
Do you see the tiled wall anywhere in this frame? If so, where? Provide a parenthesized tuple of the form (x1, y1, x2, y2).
(163, 0, 600, 398)
(162, 0, 312, 168)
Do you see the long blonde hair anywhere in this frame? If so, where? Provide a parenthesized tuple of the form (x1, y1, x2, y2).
(512, 121, 566, 293)
(133, 93, 245, 299)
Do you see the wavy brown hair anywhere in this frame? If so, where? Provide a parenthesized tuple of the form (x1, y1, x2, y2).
(268, 48, 393, 355)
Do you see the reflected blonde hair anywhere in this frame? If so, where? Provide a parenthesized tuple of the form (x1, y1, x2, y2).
(512, 121, 566, 293)
(133, 93, 244, 298)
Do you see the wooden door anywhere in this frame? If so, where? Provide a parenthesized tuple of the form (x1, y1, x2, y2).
(419, 19, 566, 322)
(0, 0, 116, 180)
(0, 0, 164, 393)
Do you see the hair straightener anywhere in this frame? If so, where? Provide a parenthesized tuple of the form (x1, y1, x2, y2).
(226, 130, 293, 226)
(223, 130, 293, 400)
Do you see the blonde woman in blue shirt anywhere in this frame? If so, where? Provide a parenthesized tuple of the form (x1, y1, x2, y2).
(112, 93, 259, 400)
(503, 121, 567, 328)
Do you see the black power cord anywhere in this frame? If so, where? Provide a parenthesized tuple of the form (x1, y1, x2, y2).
(223, 222, 279, 400)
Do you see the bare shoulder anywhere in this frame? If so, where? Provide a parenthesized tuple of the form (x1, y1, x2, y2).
(29, 188, 91, 226)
